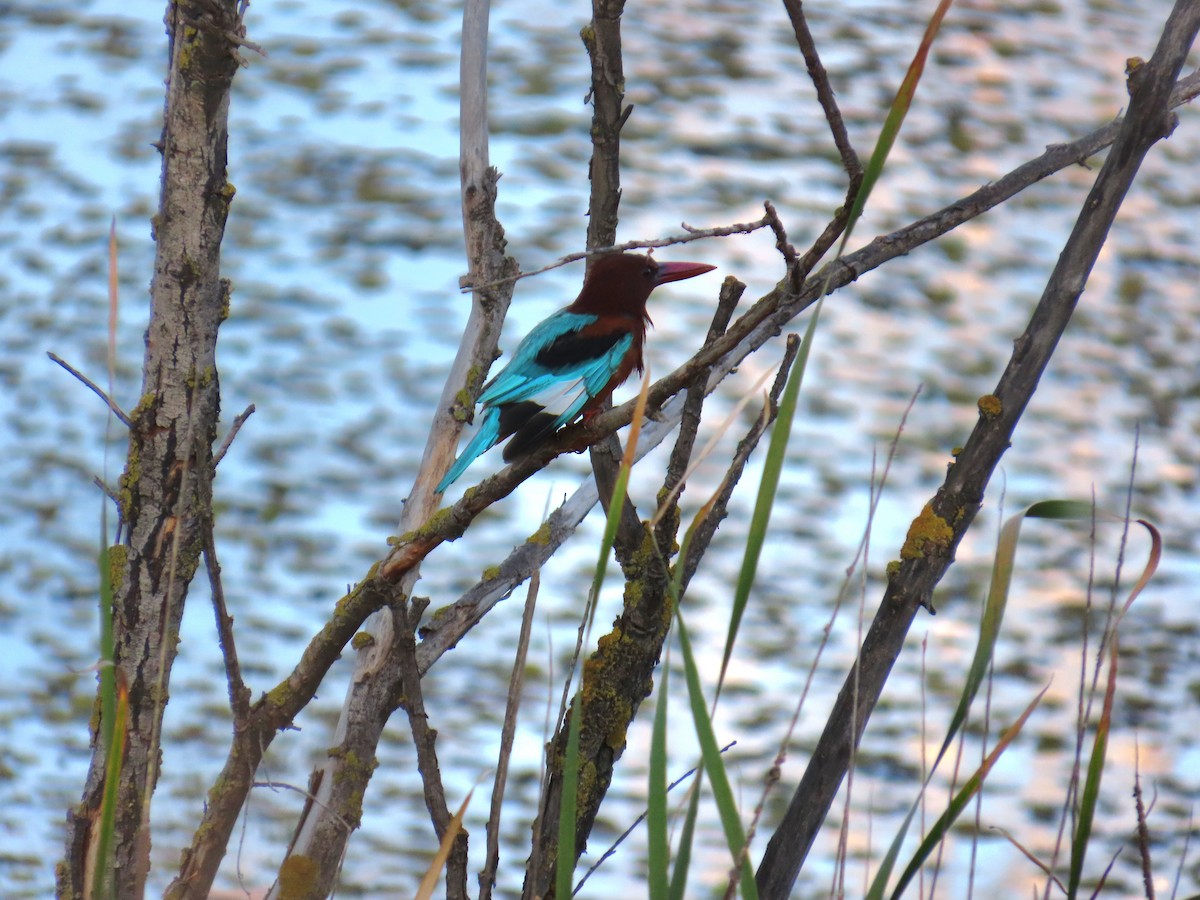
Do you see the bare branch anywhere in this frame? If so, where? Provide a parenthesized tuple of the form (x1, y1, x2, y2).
(204, 531, 250, 726)
(212, 403, 255, 468)
(68, 0, 243, 894)
(756, 5, 1200, 893)
(662, 276, 746, 510)
(573, 741, 737, 893)
(480, 572, 540, 900)
(47, 352, 132, 427)
(396, 597, 468, 899)
(781, 0, 862, 181)
(464, 214, 772, 293)
(270, 0, 519, 887)
(763, 200, 798, 268)
(679, 332, 801, 590)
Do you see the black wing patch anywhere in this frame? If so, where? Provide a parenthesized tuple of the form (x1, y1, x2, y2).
(535, 330, 625, 370)
(498, 402, 561, 462)
(497, 401, 547, 443)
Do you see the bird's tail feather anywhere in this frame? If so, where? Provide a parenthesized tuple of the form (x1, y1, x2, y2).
(436, 406, 502, 492)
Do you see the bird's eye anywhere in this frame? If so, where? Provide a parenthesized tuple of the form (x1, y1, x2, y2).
(643, 264, 657, 279)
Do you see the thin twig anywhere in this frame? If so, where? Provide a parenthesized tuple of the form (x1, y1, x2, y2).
(747, 387, 919, 882)
(47, 352, 132, 427)
(678, 333, 802, 590)
(781, 0, 862, 181)
(93, 476, 121, 508)
(480, 571, 541, 900)
(212, 403, 255, 468)
(660, 277, 746, 523)
(464, 215, 771, 293)
(763, 200, 798, 267)
(251, 781, 357, 835)
(204, 534, 250, 726)
(572, 741, 738, 893)
(1133, 741, 1155, 900)
(1169, 805, 1194, 900)
(395, 597, 468, 899)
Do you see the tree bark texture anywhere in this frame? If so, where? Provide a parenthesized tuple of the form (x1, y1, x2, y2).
(59, 2, 242, 896)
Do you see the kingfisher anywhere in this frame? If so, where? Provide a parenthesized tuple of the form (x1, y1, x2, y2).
(436, 252, 716, 492)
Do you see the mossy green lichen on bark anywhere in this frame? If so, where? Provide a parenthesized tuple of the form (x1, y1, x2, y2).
(175, 25, 200, 72)
(185, 365, 217, 391)
(327, 746, 377, 825)
(527, 521, 553, 545)
(453, 387, 474, 421)
(579, 629, 641, 753)
(332, 573, 377, 618)
(218, 279, 233, 323)
(107, 544, 129, 594)
(420, 603, 457, 635)
(264, 680, 294, 712)
(277, 854, 320, 900)
(129, 390, 158, 424)
(418, 505, 456, 539)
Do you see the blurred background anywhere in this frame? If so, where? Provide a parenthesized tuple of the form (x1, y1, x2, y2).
(0, 0, 1196, 895)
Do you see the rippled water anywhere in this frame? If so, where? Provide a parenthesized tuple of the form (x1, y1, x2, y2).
(1, 0, 1197, 896)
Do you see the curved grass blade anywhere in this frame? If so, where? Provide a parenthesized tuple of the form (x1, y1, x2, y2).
(668, 781, 701, 900)
(866, 499, 1159, 897)
(839, 0, 956, 253)
(648, 646, 671, 900)
(1067, 635, 1119, 899)
(717, 302, 823, 701)
(676, 607, 757, 900)
(884, 685, 1048, 900)
(1067, 512, 1158, 898)
(93, 675, 127, 900)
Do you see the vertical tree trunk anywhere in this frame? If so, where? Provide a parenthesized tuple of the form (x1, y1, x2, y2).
(59, 3, 242, 896)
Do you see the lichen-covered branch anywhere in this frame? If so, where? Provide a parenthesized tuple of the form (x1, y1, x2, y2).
(60, 2, 244, 897)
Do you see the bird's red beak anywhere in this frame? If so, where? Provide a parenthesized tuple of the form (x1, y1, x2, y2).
(653, 260, 717, 285)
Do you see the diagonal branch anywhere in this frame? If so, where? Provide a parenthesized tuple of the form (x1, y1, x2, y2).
(755, 4, 1200, 894)
(781, 0, 862, 182)
(395, 597, 469, 899)
(47, 351, 132, 428)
